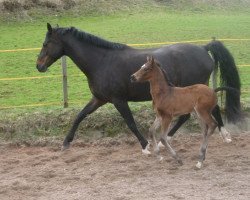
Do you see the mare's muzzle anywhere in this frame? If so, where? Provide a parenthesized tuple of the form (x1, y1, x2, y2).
(36, 64, 47, 73)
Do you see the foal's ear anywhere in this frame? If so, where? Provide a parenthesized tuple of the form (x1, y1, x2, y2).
(47, 23, 52, 34)
(147, 55, 154, 64)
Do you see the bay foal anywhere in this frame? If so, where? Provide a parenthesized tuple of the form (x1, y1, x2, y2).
(131, 56, 226, 168)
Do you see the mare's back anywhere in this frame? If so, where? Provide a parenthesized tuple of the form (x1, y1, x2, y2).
(153, 43, 214, 86)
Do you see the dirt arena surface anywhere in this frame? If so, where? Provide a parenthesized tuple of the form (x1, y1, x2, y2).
(0, 132, 249, 200)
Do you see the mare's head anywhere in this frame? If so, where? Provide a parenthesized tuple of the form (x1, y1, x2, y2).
(131, 56, 159, 82)
(36, 23, 64, 72)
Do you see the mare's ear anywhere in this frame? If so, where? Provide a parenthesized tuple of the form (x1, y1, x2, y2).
(47, 23, 52, 34)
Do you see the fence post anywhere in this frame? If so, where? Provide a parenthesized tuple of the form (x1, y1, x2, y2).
(61, 56, 68, 108)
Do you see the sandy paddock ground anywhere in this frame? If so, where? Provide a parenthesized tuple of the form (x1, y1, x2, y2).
(0, 131, 249, 200)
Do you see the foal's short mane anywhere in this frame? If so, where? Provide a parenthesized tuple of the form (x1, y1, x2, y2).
(155, 61, 174, 87)
(55, 27, 128, 50)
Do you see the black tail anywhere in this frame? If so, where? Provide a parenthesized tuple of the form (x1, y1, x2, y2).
(205, 40, 241, 123)
(214, 86, 240, 94)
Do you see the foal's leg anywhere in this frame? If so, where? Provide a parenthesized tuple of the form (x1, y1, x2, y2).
(62, 97, 106, 150)
(196, 111, 217, 169)
(113, 100, 149, 153)
(212, 105, 232, 143)
(158, 114, 190, 148)
(160, 116, 183, 165)
(167, 114, 191, 138)
(149, 117, 161, 153)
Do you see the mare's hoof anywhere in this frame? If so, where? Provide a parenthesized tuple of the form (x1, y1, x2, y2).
(61, 143, 70, 151)
(142, 143, 151, 155)
(220, 128, 232, 143)
(196, 161, 203, 169)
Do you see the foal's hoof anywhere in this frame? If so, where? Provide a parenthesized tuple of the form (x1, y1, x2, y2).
(225, 138, 232, 143)
(158, 136, 172, 148)
(157, 155, 164, 162)
(177, 159, 183, 166)
(142, 143, 151, 155)
(196, 161, 203, 169)
(158, 141, 165, 149)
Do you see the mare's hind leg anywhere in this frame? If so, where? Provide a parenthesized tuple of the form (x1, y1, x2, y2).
(62, 97, 106, 150)
(167, 114, 191, 138)
(212, 105, 232, 143)
(160, 116, 183, 165)
(196, 110, 217, 169)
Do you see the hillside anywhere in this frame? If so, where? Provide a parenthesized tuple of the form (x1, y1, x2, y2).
(1, 0, 250, 20)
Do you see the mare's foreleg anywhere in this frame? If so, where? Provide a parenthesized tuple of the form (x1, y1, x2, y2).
(212, 105, 232, 143)
(113, 100, 149, 153)
(62, 97, 106, 150)
(160, 116, 183, 165)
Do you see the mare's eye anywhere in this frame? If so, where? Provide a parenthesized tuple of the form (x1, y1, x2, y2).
(43, 43, 47, 47)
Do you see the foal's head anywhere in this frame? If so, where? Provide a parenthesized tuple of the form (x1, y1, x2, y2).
(131, 56, 159, 82)
(36, 23, 64, 72)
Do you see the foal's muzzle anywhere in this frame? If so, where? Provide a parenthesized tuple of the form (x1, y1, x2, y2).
(130, 75, 137, 82)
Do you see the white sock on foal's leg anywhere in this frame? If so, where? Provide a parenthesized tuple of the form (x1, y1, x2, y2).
(158, 136, 172, 148)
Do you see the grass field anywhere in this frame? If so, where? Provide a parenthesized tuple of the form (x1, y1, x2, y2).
(0, 1, 250, 140)
(1, 10, 250, 110)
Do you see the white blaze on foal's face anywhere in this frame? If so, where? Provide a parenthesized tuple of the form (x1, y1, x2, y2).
(141, 64, 146, 69)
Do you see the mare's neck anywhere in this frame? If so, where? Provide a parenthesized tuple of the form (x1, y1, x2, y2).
(149, 67, 171, 98)
(61, 34, 109, 76)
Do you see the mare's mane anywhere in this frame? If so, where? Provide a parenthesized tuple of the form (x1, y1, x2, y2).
(55, 27, 128, 50)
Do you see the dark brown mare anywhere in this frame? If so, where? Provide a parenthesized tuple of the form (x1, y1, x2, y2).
(36, 23, 241, 152)
(131, 56, 237, 168)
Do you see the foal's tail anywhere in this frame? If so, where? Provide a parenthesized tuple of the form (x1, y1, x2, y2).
(214, 86, 240, 94)
(204, 40, 242, 123)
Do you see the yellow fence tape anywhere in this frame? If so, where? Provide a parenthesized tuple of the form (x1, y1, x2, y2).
(0, 38, 249, 109)
(0, 48, 41, 53)
(1, 38, 250, 53)
(0, 101, 85, 109)
(0, 102, 62, 109)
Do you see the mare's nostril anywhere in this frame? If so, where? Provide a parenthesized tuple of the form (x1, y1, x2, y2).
(36, 64, 47, 72)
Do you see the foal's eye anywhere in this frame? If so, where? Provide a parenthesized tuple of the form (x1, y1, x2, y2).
(144, 67, 150, 72)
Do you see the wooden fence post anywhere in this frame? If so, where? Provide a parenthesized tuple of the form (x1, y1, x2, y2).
(61, 56, 68, 108)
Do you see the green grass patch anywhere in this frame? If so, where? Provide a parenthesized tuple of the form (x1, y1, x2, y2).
(0, 11, 249, 108)
(0, 4, 250, 141)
